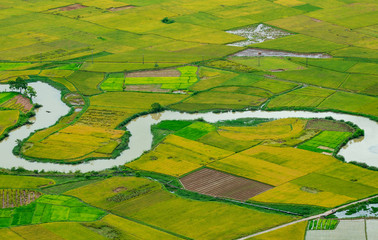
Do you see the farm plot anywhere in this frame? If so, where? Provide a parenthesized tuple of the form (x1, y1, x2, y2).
(9, 214, 181, 240)
(11, 222, 109, 240)
(217, 118, 307, 142)
(63, 93, 85, 106)
(0, 92, 18, 104)
(209, 153, 305, 186)
(67, 177, 295, 240)
(0, 110, 19, 136)
(174, 121, 216, 140)
(0, 195, 105, 228)
(222, 74, 299, 94)
(306, 219, 366, 240)
(339, 74, 378, 96)
(127, 135, 231, 177)
(101, 66, 198, 91)
(315, 163, 378, 189)
(228, 56, 304, 72)
(307, 219, 338, 230)
(89, 91, 186, 109)
(242, 145, 338, 173)
(209, 86, 272, 98)
(305, 119, 354, 132)
(317, 91, 378, 117)
(77, 106, 142, 128)
(191, 67, 238, 91)
(292, 58, 357, 72)
(87, 214, 181, 240)
(198, 130, 261, 152)
(180, 168, 273, 201)
(0, 189, 41, 209)
(0, 175, 54, 189)
(267, 86, 336, 109)
(251, 182, 355, 208)
(251, 34, 346, 53)
(0, 62, 31, 71)
(298, 131, 352, 153)
(170, 91, 267, 112)
(23, 124, 126, 162)
(66, 71, 104, 95)
(0, 95, 33, 113)
(272, 68, 349, 89)
(248, 221, 307, 240)
(290, 173, 378, 200)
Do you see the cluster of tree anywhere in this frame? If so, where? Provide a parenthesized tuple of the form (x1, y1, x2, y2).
(161, 17, 175, 24)
(8, 77, 37, 100)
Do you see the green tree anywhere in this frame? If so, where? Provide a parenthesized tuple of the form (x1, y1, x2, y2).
(25, 86, 37, 100)
(151, 102, 163, 112)
(9, 77, 27, 93)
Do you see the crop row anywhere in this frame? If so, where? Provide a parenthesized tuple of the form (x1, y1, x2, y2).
(0, 189, 41, 209)
(308, 218, 339, 230)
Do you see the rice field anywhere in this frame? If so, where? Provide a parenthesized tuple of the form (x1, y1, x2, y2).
(0, 175, 54, 189)
(0, 195, 106, 228)
(0, 110, 19, 136)
(23, 124, 125, 162)
(249, 221, 307, 240)
(298, 131, 352, 153)
(67, 177, 295, 240)
(0, 94, 33, 113)
(0, 0, 377, 237)
(101, 66, 198, 91)
(307, 219, 339, 230)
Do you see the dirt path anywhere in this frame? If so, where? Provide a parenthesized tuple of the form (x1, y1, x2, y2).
(236, 195, 378, 240)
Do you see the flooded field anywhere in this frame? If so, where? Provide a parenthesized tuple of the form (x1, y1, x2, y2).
(227, 24, 292, 47)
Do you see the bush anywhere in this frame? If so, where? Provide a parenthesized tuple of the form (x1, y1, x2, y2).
(161, 17, 175, 24)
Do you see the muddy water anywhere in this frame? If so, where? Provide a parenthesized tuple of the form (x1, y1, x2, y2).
(233, 48, 331, 58)
(0, 82, 377, 172)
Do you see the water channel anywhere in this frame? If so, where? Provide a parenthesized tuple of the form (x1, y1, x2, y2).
(0, 82, 377, 173)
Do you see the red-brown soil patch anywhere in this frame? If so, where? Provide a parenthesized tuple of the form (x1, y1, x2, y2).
(113, 187, 127, 193)
(14, 95, 33, 112)
(59, 4, 87, 11)
(1, 95, 33, 113)
(126, 69, 180, 78)
(108, 5, 135, 11)
(180, 168, 273, 201)
(125, 84, 170, 93)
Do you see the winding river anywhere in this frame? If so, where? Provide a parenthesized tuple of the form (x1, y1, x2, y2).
(0, 82, 377, 173)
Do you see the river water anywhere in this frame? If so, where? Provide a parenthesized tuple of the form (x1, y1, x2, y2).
(0, 82, 377, 173)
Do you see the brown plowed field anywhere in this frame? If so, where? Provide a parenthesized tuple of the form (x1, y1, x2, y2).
(59, 4, 87, 11)
(180, 168, 273, 201)
(126, 69, 181, 78)
(125, 84, 170, 92)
